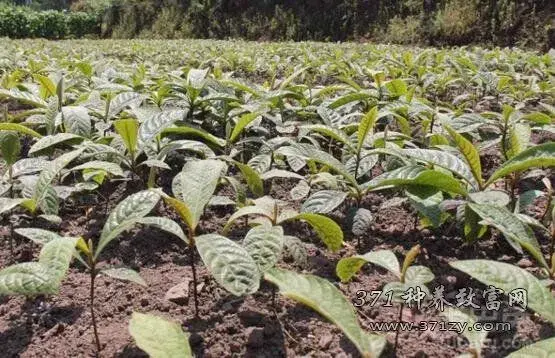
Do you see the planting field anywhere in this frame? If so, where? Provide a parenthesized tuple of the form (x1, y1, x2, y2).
(0, 39, 554, 357)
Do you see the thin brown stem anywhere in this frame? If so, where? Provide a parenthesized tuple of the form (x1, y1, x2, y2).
(393, 304, 405, 355)
(89, 261, 101, 356)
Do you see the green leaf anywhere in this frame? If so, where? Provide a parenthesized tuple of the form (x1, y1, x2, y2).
(15, 228, 62, 245)
(196, 234, 261, 296)
(230, 112, 260, 143)
(62, 106, 91, 137)
(301, 190, 347, 214)
(163, 196, 195, 234)
(38, 237, 79, 282)
(129, 312, 192, 358)
(33, 74, 57, 98)
(108, 92, 144, 119)
(468, 190, 510, 206)
(507, 337, 555, 357)
(441, 308, 487, 354)
(451, 260, 555, 324)
(302, 124, 352, 148)
(96, 190, 161, 259)
(351, 208, 373, 236)
(402, 149, 477, 189)
(234, 161, 264, 198)
(521, 112, 552, 125)
(468, 203, 548, 269)
(243, 225, 284, 272)
(385, 79, 407, 97)
(0, 197, 24, 215)
(172, 160, 225, 230)
(29, 133, 83, 155)
(507, 123, 531, 159)
(0, 88, 47, 108)
(0, 263, 57, 296)
(404, 266, 434, 284)
(364, 165, 467, 195)
(163, 126, 226, 148)
(282, 235, 308, 267)
(135, 216, 187, 244)
(101, 267, 147, 286)
(0, 123, 42, 138)
(444, 124, 483, 187)
(337, 250, 400, 282)
(0, 131, 21, 165)
(486, 143, 555, 186)
(264, 268, 386, 357)
(328, 92, 371, 109)
(114, 119, 139, 155)
(71, 161, 124, 177)
(285, 213, 343, 252)
(138, 110, 184, 145)
(33, 149, 84, 208)
(222, 205, 273, 234)
(276, 143, 356, 187)
(357, 106, 378, 152)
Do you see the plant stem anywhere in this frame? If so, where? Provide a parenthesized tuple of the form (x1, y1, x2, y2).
(89, 261, 101, 355)
(188, 232, 199, 317)
(393, 303, 405, 355)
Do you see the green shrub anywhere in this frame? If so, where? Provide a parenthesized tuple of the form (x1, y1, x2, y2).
(381, 15, 423, 45)
(433, 0, 479, 44)
(0, 5, 99, 39)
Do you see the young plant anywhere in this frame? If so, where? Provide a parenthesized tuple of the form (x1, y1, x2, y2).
(73, 189, 185, 354)
(337, 244, 434, 353)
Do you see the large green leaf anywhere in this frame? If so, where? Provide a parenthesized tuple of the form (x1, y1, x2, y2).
(114, 119, 139, 155)
(364, 165, 467, 195)
(15, 228, 62, 245)
(108, 92, 144, 119)
(162, 126, 226, 147)
(29, 133, 84, 155)
(264, 268, 386, 357)
(230, 112, 260, 143)
(101, 267, 147, 286)
(302, 124, 352, 149)
(0, 263, 56, 295)
(0, 88, 47, 108)
(441, 308, 487, 354)
(196, 234, 261, 296)
(172, 160, 225, 230)
(234, 161, 264, 198)
(301, 190, 347, 214)
(243, 225, 284, 272)
(507, 337, 555, 357)
(135, 216, 187, 243)
(450, 260, 555, 324)
(33, 149, 83, 208)
(129, 312, 192, 358)
(0, 197, 24, 215)
(0, 131, 21, 165)
(469, 203, 548, 269)
(285, 213, 343, 252)
(0, 123, 42, 138)
(71, 161, 124, 177)
(444, 124, 483, 187)
(337, 250, 400, 282)
(402, 149, 477, 189)
(357, 106, 378, 151)
(0, 237, 77, 296)
(222, 205, 273, 233)
(486, 143, 555, 186)
(276, 143, 356, 186)
(38, 237, 79, 282)
(138, 110, 184, 145)
(62, 106, 91, 137)
(96, 190, 161, 258)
